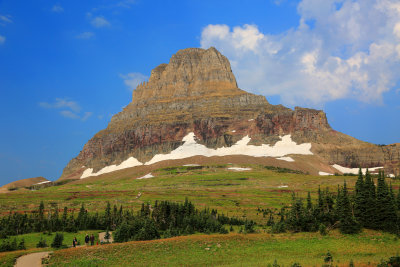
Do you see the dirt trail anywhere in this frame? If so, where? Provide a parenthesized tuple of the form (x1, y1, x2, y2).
(99, 231, 113, 243)
(14, 251, 51, 267)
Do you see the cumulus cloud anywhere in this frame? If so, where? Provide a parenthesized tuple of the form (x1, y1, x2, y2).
(75, 32, 95, 39)
(0, 35, 5, 44)
(52, 5, 64, 13)
(119, 72, 148, 91)
(200, 0, 400, 106)
(39, 98, 93, 121)
(91, 16, 110, 28)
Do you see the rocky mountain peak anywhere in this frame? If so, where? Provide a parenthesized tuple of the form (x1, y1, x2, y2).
(132, 47, 241, 105)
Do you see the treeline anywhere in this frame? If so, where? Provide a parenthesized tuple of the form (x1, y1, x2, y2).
(263, 170, 399, 234)
(113, 199, 253, 242)
(0, 199, 250, 241)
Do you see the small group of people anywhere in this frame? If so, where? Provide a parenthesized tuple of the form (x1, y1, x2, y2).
(72, 234, 96, 247)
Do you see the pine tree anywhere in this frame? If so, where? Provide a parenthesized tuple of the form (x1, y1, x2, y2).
(338, 181, 360, 234)
(364, 169, 377, 229)
(104, 202, 111, 229)
(354, 168, 367, 226)
(306, 192, 313, 211)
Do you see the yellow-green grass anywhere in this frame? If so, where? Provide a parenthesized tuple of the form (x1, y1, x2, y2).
(0, 230, 101, 250)
(47, 230, 400, 266)
(0, 164, 388, 224)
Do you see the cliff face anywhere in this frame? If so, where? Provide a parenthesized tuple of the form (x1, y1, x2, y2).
(60, 47, 400, 179)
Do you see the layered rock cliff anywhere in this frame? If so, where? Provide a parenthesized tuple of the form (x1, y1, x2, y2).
(60, 47, 400, 179)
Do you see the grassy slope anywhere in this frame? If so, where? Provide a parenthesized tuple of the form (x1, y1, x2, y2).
(1, 164, 399, 266)
(48, 231, 399, 266)
(0, 164, 386, 223)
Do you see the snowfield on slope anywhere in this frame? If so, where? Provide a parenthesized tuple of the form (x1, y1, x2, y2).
(81, 133, 312, 179)
(144, 133, 311, 165)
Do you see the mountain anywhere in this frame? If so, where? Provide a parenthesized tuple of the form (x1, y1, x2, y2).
(60, 47, 400, 180)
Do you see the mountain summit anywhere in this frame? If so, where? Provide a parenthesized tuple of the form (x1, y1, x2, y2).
(60, 47, 399, 180)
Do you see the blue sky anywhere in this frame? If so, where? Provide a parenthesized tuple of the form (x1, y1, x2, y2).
(0, 0, 399, 185)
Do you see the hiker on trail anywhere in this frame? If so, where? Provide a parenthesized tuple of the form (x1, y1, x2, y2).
(90, 234, 95, 246)
(73, 237, 77, 248)
(85, 234, 90, 246)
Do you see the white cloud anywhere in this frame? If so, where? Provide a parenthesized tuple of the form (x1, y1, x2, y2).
(119, 72, 148, 91)
(39, 98, 81, 113)
(39, 98, 92, 121)
(200, 0, 400, 106)
(0, 15, 12, 24)
(60, 110, 80, 119)
(117, 0, 136, 8)
(91, 16, 110, 28)
(75, 32, 95, 39)
(0, 35, 5, 44)
(81, 112, 93, 121)
(52, 5, 64, 13)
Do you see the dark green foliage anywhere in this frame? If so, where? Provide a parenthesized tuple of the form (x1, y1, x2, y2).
(291, 263, 301, 267)
(51, 233, 64, 248)
(264, 166, 304, 174)
(377, 256, 400, 267)
(337, 181, 361, 234)
(319, 223, 327, 236)
(36, 236, 48, 248)
(354, 168, 367, 226)
(113, 199, 247, 242)
(0, 237, 25, 252)
(375, 171, 398, 233)
(104, 228, 111, 242)
(17, 238, 25, 250)
(349, 259, 354, 267)
(324, 251, 333, 266)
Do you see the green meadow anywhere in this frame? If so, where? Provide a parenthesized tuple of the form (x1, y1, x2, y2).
(1, 164, 399, 266)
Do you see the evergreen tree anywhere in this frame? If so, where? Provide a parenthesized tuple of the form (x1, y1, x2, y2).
(375, 171, 398, 233)
(51, 233, 64, 248)
(337, 181, 360, 234)
(364, 170, 377, 229)
(354, 168, 367, 226)
(104, 202, 111, 229)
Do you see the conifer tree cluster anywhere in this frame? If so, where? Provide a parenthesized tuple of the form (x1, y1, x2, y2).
(266, 169, 399, 234)
(0, 199, 249, 243)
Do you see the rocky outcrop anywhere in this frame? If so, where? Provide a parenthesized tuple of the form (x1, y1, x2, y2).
(60, 47, 400, 179)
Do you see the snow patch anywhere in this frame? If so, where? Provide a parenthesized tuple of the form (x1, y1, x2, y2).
(81, 156, 143, 179)
(389, 174, 395, 178)
(81, 133, 313, 178)
(248, 119, 254, 121)
(319, 171, 333, 176)
(35, 181, 51, 185)
(231, 130, 236, 133)
(276, 156, 294, 162)
(183, 164, 201, 167)
(145, 133, 312, 165)
(227, 167, 252, 171)
(277, 185, 288, 188)
(332, 164, 383, 175)
(137, 173, 154, 179)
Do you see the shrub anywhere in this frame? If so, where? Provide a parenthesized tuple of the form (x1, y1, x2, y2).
(51, 233, 64, 248)
(36, 236, 48, 248)
(319, 223, 327, 236)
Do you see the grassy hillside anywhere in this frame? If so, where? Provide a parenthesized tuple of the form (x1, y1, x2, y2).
(47, 231, 399, 266)
(0, 164, 381, 223)
(1, 163, 399, 266)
